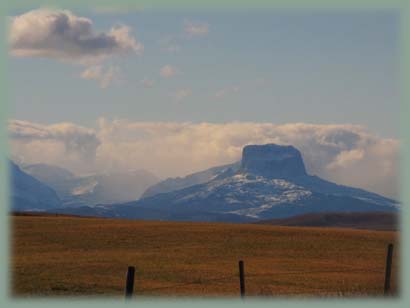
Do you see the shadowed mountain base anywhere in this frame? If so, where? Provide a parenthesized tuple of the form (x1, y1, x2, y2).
(256, 212, 398, 231)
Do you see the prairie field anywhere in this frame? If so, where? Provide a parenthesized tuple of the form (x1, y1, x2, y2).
(11, 214, 399, 298)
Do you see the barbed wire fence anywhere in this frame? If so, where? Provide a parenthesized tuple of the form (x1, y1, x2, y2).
(123, 243, 396, 299)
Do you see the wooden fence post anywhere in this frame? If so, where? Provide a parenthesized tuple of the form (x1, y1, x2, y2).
(239, 260, 245, 298)
(125, 266, 135, 299)
(384, 243, 394, 296)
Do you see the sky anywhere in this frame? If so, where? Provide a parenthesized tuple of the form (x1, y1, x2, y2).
(7, 8, 401, 198)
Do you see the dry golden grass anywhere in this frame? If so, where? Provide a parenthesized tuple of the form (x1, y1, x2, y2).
(11, 215, 399, 298)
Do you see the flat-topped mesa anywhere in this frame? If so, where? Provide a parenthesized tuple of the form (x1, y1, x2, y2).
(240, 144, 308, 178)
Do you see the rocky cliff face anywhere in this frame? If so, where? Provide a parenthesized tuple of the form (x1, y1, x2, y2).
(241, 144, 307, 178)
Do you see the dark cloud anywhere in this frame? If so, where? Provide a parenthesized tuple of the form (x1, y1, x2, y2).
(9, 9, 143, 64)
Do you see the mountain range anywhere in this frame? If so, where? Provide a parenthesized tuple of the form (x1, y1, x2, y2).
(12, 162, 159, 208)
(37, 143, 398, 222)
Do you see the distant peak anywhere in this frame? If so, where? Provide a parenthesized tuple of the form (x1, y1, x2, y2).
(241, 144, 307, 178)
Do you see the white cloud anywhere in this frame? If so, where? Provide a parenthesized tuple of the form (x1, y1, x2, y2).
(158, 20, 209, 54)
(215, 86, 240, 98)
(174, 89, 192, 101)
(141, 78, 155, 88)
(184, 20, 209, 36)
(327, 149, 365, 170)
(81, 65, 120, 88)
(160, 65, 179, 78)
(8, 120, 400, 199)
(158, 36, 181, 53)
(9, 8, 143, 64)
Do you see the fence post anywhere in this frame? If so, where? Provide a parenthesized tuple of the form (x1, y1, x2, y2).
(239, 260, 245, 298)
(384, 243, 394, 296)
(125, 266, 135, 299)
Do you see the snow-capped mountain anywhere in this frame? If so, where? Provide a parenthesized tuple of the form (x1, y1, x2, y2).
(51, 144, 398, 222)
(141, 162, 240, 199)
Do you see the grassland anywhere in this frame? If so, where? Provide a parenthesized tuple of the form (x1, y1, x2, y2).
(11, 215, 399, 298)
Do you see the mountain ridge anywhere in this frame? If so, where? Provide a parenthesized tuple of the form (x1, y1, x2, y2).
(47, 143, 398, 222)
(10, 160, 62, 210)
(141, 162, 240, 199)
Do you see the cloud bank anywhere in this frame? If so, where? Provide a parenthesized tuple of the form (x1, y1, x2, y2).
(9, 120, 100, 173)
(8, 119, 399, 199)
(9, 8, 143, 64)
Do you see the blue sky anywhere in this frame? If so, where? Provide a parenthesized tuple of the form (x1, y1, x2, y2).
(9, 9, 400, 138)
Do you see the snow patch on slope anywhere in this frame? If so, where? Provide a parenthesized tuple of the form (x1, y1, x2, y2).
(71, 180, 98, 196)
